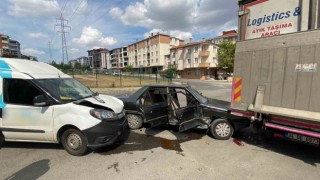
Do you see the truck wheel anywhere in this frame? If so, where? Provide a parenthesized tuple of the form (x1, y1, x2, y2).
(210, 119, 234, 140)
(0, 132, 4, 148)
(61, 129, 89, 156)
(127, 114, 143, 130)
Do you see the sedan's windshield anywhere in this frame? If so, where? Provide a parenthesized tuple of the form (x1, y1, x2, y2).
(34, 78, 94, 102)
(188, 87, 207, 103)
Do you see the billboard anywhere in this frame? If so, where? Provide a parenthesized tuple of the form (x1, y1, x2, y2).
(243, 0, 301, 40)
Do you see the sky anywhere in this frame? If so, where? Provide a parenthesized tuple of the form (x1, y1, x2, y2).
(0, 0, 238, 63)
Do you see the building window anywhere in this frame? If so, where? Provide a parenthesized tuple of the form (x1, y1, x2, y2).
(187, 59, 191, 64)
(194, 58, 199, 64)
(194, 47, 198, 52)
(151, 52, 153, 56)
(172, 52, 175, 58)
(143, 54, 145, 58)
(156, 58, 158, 63)
(156, 51, 158, 55)
(151, 59, 153, 63)
(187, 48, 191, 53)
(187, 70, 191, 75)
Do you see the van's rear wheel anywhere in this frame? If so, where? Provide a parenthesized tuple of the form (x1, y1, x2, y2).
(210, 119, 234, 140)
(62, 129, 89, 156)
(127, 114, 143, 130)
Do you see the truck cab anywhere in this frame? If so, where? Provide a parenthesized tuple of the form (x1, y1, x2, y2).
(0, 58, 127, 156)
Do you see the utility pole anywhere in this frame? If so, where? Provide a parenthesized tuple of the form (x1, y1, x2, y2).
(55, 13, 70, 64)
(48, 41, 53, 62)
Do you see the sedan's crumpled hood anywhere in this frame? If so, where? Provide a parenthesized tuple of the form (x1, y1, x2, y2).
(203, 98, 231, 111)
(78, 94, 124, 113)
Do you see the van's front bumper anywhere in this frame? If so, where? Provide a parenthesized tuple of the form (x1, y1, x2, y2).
(83, 117, 128, 149)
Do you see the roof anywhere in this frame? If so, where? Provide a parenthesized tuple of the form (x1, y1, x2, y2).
(207, 30, 238, 40)
(144, 84, 189, 88)
(0, 58, 69, 79)
(170, 41, 214, 50)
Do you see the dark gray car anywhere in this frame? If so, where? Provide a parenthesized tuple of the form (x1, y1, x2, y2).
(119, 84, 250, 140)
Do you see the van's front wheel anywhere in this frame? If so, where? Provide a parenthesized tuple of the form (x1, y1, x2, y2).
(62, 129, 89, 156)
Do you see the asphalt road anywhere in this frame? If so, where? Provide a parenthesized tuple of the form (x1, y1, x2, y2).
(1, 80, 320, 180)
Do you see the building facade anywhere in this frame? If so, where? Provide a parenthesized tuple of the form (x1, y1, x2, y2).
(127, 33, 184, 73)
(110, 46, 128, 69)
(169, 41, 219, 80)
(74, 56, 89, 66)
(207, 30, 238, 44)
(0, 34, 21, 58)
(87, 48, 109, 69)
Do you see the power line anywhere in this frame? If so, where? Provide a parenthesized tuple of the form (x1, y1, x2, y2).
(69, 0, 86, 21)
(55, 14, 71, 63)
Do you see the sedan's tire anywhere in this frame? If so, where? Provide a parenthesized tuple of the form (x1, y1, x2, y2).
(210, 119, 234, 140)
(61, 129, 89, 156)
(0, 132, 4, 148)
(127, 114, 143, 130)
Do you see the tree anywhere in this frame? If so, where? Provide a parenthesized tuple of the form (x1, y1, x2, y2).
(217, 41, 236, 73)
(124, 65, 133, 73)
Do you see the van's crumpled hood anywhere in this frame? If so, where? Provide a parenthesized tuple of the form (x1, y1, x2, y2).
(77, 94, 124, 113)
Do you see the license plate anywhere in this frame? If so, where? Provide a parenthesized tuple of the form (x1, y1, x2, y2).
(285, 133, 320, 145)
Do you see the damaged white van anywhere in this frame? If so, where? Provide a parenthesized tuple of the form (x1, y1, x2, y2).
(0, 58, 127, 156)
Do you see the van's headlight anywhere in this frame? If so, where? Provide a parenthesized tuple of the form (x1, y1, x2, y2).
(90, 109, 116, 120)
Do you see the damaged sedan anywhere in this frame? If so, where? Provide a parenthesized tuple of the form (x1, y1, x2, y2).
(119, 84, 250, 140)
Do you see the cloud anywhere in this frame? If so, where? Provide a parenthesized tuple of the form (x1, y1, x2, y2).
(109, 0, 237, 34)
(72, 26, 118, 48)
(28, 33, 48, 39)
(22, 48, 45, 56)
(8, 0, 60, 17)
(144, 29, 192, 41)
(70, 48, 79, 54)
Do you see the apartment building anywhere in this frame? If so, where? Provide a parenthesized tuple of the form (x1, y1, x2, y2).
(0, 34, 21, 58)
(169, 41, 219, 80)
(87, 48, 109, 69)
(73, 56, 89, 66)
(207, 30, 238, 44)
(127, 33, 184, 73)
(110, 46, 128, 69)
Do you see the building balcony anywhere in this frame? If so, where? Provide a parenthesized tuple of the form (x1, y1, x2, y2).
(199, 51, 210, 57)
(198, 62, 210, 68)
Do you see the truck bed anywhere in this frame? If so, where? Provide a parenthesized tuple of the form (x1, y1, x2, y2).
(233, 30, 320, 126)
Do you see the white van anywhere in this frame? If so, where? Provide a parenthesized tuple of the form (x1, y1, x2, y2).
(0, 58, 127, 156)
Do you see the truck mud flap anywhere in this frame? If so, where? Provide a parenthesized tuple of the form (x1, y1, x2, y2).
(179, 119, 208, 132)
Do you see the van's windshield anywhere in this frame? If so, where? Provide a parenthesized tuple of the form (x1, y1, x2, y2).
(34, 78, 94, 103)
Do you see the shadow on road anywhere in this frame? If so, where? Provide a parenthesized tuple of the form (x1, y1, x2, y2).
(4, 159, 50, 180)
(2, 142, 63, 150)
(234, 128, 320, 166)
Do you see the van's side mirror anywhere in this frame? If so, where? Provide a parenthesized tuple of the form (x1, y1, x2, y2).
(34, 95, 48, 106)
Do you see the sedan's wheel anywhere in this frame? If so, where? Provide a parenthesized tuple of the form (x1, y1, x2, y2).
(210, 119, 234, 140)
(127, 114, 143, 130)
(62, 129, 88, 156)
(0, 132, 4, 148)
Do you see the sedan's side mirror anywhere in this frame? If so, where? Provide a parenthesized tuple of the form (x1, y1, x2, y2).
(34, 95, 48, 106)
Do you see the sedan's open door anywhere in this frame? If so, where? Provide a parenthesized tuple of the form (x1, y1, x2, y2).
(168, 88, 207, 132)
(139, 87, 169, 128)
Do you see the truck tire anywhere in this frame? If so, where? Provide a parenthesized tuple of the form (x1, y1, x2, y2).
(0, 132, 4, 148)
(61, 129, 89, 156)
(210, 119, 234, 140)
(127, 114, 143, 130)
